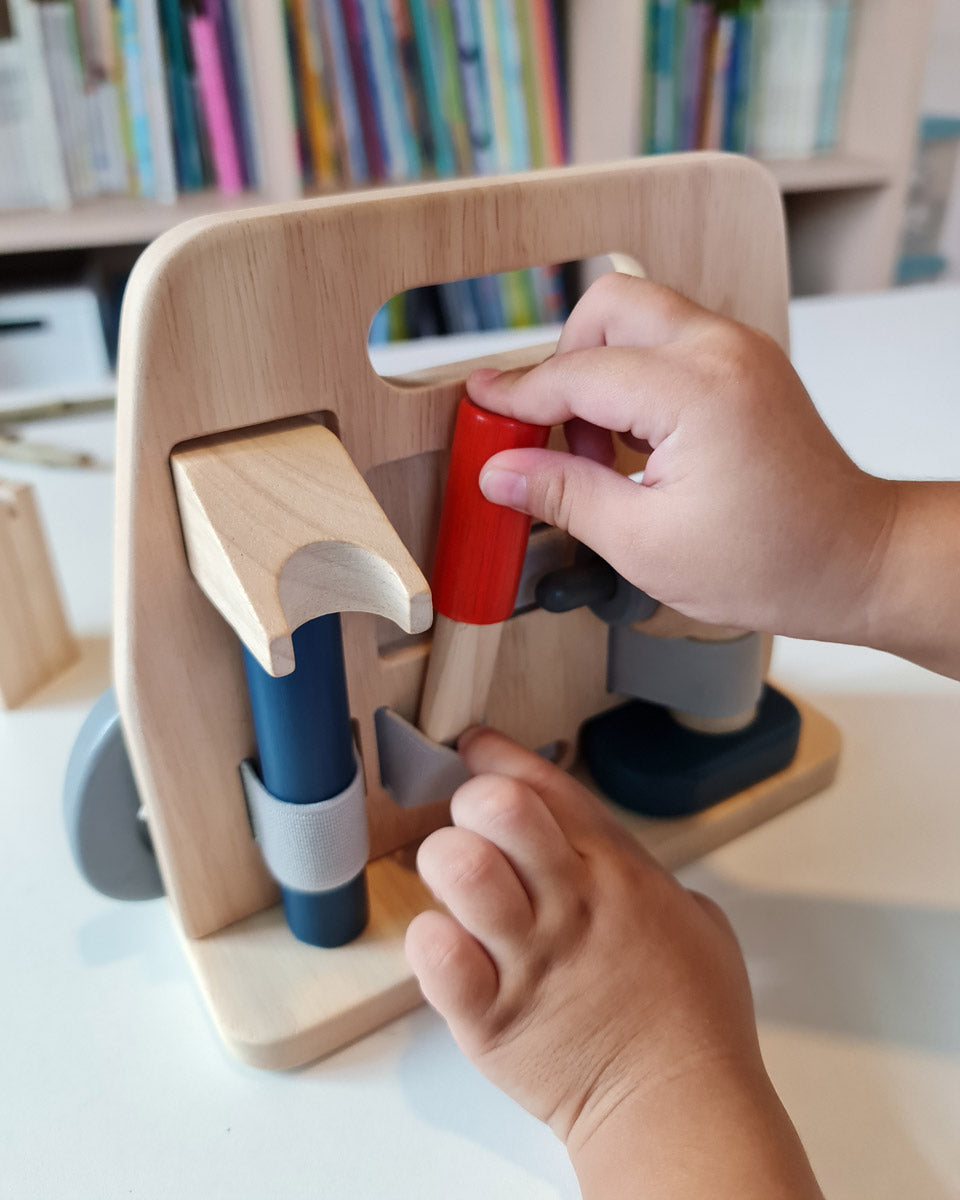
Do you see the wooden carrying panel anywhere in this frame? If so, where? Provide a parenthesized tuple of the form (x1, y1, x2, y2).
(115, 155, 792, 942)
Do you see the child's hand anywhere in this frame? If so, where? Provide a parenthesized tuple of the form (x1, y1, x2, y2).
(469, 273, 896, 649)
(406, 727, 822, 1199)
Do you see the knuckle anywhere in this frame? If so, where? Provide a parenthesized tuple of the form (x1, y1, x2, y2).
(442, 840, 499, 892)
(453, 774, 531, 835)
(536, 467, 574, 531)
(544, 880, 592, 946)
(582, 270, 626, 307)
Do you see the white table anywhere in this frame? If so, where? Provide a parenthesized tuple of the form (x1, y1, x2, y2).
(2, 285, 959, 1200)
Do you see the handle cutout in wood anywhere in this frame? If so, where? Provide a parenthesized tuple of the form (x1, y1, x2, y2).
(365, 253, 647, 383)
(365, 260, 579, 369)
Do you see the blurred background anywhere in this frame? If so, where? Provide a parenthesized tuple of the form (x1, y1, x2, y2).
(0, 0, 958, 434)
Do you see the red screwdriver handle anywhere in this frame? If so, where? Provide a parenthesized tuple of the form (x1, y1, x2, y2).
(431, 397, 551, 625)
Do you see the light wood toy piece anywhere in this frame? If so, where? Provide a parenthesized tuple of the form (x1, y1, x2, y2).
(0, 480, 78, 708)
(115, 156, 840, 1068)
(170, 416, 433, 675)
(418, 614, 504, 745)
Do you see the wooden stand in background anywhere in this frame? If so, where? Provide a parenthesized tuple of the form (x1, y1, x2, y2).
(0, 480, 78, 708)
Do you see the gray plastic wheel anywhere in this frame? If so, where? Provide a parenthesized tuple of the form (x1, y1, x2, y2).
(63, 688, 164, 901)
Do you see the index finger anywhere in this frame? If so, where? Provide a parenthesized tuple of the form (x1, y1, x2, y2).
(466, 343, 690, 450)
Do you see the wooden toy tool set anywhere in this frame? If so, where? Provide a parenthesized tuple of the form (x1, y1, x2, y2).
(74, 156, 839, 1068)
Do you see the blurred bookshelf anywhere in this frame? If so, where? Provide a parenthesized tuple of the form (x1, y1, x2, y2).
(571, 0, 934, 295)
(0, 189, 260, 254)
(0, 0, 936, 305)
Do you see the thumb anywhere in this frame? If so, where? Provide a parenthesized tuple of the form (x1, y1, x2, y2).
(479, 446, 657, 581)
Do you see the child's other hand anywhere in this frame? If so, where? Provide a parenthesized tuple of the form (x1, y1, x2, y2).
(405, 727, 822, 1199)
(469, 273, 896, 648)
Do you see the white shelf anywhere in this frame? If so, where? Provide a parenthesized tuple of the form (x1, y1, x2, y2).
(0, 190, 267, 255)
(765, 154, 893, 194)
(0, 155, 896, 258)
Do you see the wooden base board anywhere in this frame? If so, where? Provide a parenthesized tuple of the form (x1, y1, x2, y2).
(181, 694, 840, 1070)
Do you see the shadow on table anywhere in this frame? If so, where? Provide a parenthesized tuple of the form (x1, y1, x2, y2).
(675, 864, 960, 1197)
(694, 868, 960, 1054)
(397, 1010, 579, 1199)
(682, 686, 960, 1054)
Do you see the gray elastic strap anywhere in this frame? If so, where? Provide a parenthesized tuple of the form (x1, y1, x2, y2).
(239, 756, 369, 893)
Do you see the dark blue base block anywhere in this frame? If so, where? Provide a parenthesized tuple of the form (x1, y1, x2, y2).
(281, 871, 370, 948)
(581, 685, 801, 819)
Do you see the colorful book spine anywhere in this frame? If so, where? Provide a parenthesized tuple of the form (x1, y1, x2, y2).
(530, 0, 564, 165)
(472, 272, 505, 330)
(135, 0, 177, 201)
(514, 0, 544, 167)
(817, 0, 851, 151)
(679, 1, 712, 150)
(650, 0, 678, 154)
(361, 0, 411, 179)
(91, 9, 132, 193)
(408, 0, 454, 176)
(387, 0, 433, 171)
(289, 0, 337, 184)
(282, 0, 312, 179)
(701, 11, 734, 152)
(723, 11, 755, 153)
(342, 0, 386, 180)
(224, 0, 263, 186)
(476, 0, 509, 172)
(450, 0, 496, 175)
(669, 0, 687, 152)
(642, 0, 658, 153)
(317, 0, 368, 182)
(377, 0, 421, 177)
(188, 10, 243, 192)
(493, 0, 529, 172)
(431, 0, 471, 174)
(109, 2, 137, 190)
(158, 0, 204, 190)
(368, 302, 390, 344)
(501, 267, 537, 328)
(215, 0, 259, 186)
(116, 0, 156, 197)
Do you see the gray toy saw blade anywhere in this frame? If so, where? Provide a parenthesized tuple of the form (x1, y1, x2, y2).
(63, 688, 164, 901)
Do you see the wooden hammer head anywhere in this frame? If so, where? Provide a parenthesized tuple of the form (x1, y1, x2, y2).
(171, 418, 432, 676)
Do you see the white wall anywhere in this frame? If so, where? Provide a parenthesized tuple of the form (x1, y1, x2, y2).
(921, 0, 960, 280)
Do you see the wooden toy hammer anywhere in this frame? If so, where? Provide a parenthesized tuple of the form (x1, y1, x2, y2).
(418, 397, 550, 745)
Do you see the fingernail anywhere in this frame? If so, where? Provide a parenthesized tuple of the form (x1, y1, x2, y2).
(457, 725, 484, 752)
(468, 367, 502, 388)
(479, 468, 528, 510)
